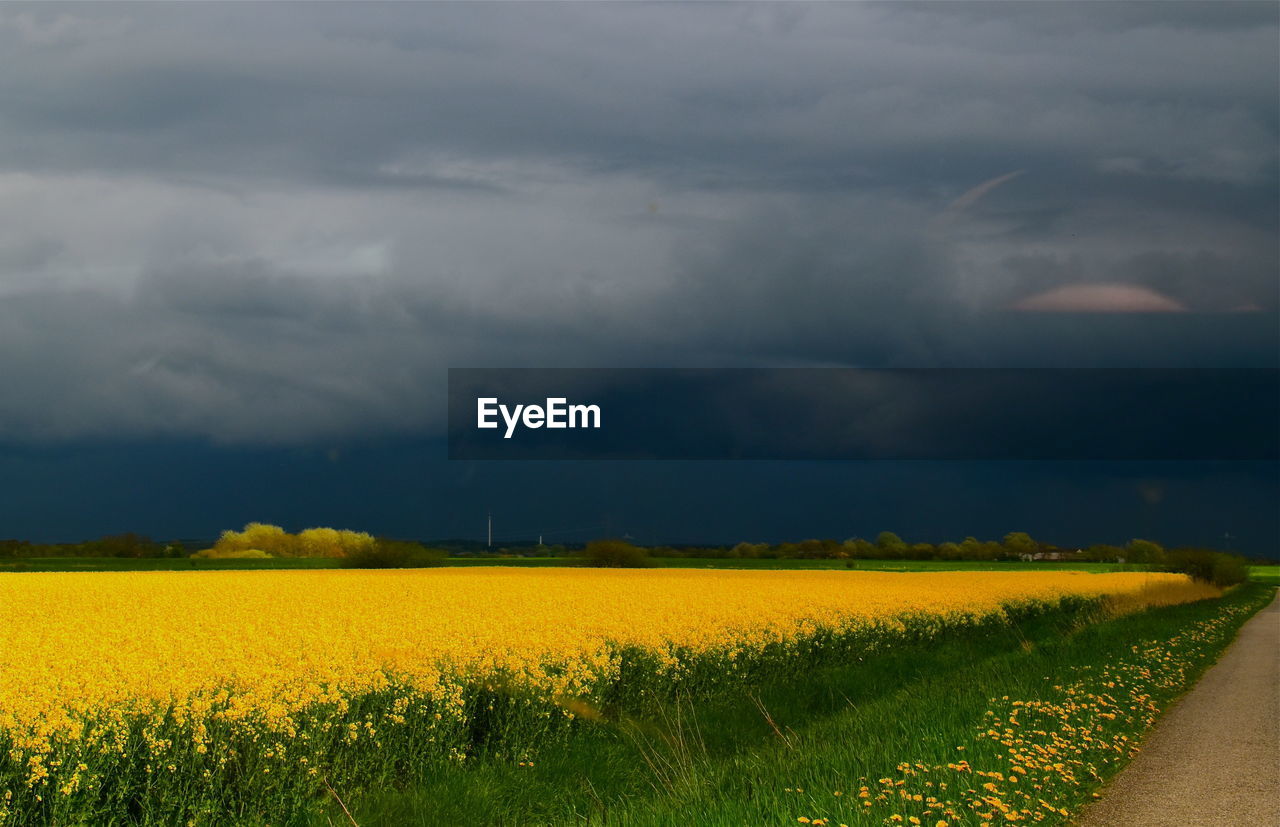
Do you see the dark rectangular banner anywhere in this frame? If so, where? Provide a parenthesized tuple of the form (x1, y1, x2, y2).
(447, 368, 1279, 461)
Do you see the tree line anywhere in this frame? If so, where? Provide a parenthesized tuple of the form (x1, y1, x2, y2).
(644, 532, 1172, 563)
(577, 533, 1253, 586)
(0, 533, 183, 559)
(0, 523, 444, 568)
(1, 527, 1257, 585)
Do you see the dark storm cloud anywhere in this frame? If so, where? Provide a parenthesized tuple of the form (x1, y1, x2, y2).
(0, 1, 1275, 443)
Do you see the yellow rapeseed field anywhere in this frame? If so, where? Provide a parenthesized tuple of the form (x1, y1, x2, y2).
(0, 568, 1216, 822)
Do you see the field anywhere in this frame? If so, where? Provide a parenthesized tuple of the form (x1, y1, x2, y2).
(3, 555, 1274, 579)
(0, 567, 1270, 825)
(1249, 564, 1280, 586)
(0, 556, 1131, 573)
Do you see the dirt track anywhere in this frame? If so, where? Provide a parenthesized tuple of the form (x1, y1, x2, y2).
(1079, 592, 1279, 826)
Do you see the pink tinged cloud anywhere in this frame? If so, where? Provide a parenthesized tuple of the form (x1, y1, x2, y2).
(946, 170, 1026, 211)
(1011, 283, 1189, 313)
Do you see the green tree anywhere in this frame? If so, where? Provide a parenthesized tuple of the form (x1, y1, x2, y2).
(875, 531, 906, 557)
(1084, 544, 1124, 562)
(576, 539, 652, 568)
(843, 538, 876, 559)
(1126, 538, 1166, 564)
(341, 539, 445, 569)
(1002, 531, 1038, 557)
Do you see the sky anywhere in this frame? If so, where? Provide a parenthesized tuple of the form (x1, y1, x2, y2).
(0, 2, 1276, 551)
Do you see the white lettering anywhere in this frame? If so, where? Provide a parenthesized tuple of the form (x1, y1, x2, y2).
(570, 403, 601, 429)
(500, 404, 524, 439)
(545, 397, 567, 428)
(477, 398, 499, 429)
(476, 397, 601, 438)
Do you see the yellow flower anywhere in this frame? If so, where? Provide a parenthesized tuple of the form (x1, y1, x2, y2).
(0, 566, 1215, 817)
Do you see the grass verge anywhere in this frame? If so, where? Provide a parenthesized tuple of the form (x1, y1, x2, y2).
(336, 583, 1274, 826)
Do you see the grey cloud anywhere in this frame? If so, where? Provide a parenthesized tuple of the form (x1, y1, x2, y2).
(0, 2, 1275, 442)
(1, 3, 1274, 188)
(0, 238, 62, 272)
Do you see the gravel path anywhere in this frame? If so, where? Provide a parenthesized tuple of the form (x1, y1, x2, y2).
(1080, 592, 1279, 826)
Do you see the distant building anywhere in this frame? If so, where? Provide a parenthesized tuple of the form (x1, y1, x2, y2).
(1019, 550, 1080, 562)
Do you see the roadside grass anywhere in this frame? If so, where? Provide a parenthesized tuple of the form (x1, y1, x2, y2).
(333, 583, 1275, 827)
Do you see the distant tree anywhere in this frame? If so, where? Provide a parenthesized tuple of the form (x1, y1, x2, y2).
(82, 533, 160, 558)
(729, 542, 769, 559)
(843, 538, 876, 559)
(1002, 531, 1038, 557)
(1083, 544, 1124, 562)
(0, 540, 33, 558)
(907, 542, 936, 560)
(875, 531, 907, 557)
(576, 539, 651, 568)
(1126, 538, 1166, 565)
(936, 541, 962, 560)
(792, 539, 834, 559)
(958, 537, 1001, 561)
(341, 539, 445, 569)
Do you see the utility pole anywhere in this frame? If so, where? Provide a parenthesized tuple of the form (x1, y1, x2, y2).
(487, 510, 492, 549)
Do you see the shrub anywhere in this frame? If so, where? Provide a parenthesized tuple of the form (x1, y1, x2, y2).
(576, 539, 652, 568)
(212, 523, 378, 558)
(1163, 547, 1249, 587)
(340, 539, 445, 569)
(1211, 554, 1249, 587)
(297, 527, 377, 558)
(213, 523, 297, 557)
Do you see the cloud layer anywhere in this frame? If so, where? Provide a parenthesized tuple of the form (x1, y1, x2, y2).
(0, 2, 1275, 442)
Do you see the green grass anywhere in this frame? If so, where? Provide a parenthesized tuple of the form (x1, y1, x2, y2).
(0, 556, 341, 572)
(652, 557, 1126, 573)
(1249, 564, 1280, 586)
(0, 556, 1128, 574)
(5, 555, 1272, 578)
(333, 583, 1275, 827)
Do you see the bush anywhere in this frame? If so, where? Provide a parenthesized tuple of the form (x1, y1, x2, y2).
(211, 523, 379, 558)
(340, 539, 446, 569)
(576, 539, 652, 568)
(296, 527, 376, 558)
(1163, 548, 1249, 587)
(1211, 554, 1249, 587)
(213, 523, 297, 556)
